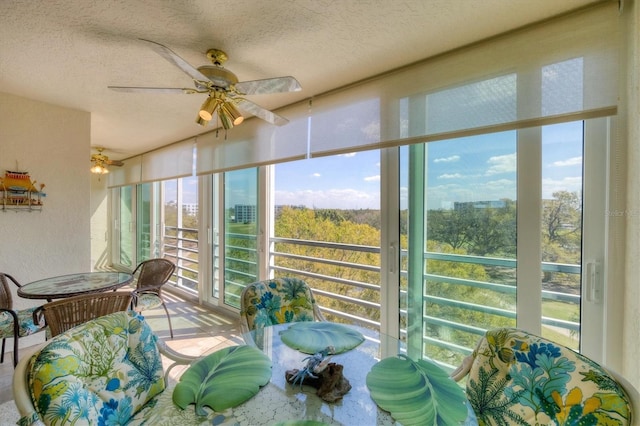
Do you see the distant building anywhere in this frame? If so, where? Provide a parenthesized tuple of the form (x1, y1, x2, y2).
(183, 203, 198, 216)
(235, 204, 256, 223)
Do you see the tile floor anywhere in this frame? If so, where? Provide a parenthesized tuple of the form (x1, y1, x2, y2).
(0, 291, 245, 405)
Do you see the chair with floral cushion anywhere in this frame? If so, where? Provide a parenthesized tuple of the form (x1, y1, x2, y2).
(13, 310, 271, 426)
(450, 327, 636, 425)
(0, 272, 46, 367)
(13, 310, 199, 426)
(240, 277, 326, 336)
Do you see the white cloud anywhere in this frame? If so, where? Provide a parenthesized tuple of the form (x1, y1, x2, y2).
(542, 176, 582, 198)
(434, 155, 460, 163)
(340, 153, 357, 158)
(275, 188, 380, 209)
(486, 153, 516, 175)
(438, 173, 463, 179)
(552, 156, 582, 167)
(312, 173, 321, 178)
(364, 175, 380, 182)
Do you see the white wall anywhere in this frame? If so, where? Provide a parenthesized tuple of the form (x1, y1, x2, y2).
(0, 91, 91, 350)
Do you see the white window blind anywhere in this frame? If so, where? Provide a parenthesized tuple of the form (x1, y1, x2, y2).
(309, 2, 619, 157)
(107, 155, 141, 188)
(196, 100, 310, 175)
(140, 138, 194, 182)
(107, 138, 194, 187)
(195, 1, 618, 172)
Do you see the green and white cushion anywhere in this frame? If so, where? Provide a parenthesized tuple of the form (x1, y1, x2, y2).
(25, 311, 165, 425)
(466, 328, 632, 425)
(0, 306, 44, 337)
(241, 278, 317, 331)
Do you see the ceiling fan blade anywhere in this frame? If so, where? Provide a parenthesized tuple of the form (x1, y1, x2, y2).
(139, 38, 210, 83)
(235, 76, 302, 95)
(106, 160, 124, 166)
(108, 86, 198, 94)
(236, 99, 289, 126)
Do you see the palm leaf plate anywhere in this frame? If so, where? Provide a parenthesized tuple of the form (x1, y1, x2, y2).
(279, 321, 365, 354)
(366, 354, 469, 426)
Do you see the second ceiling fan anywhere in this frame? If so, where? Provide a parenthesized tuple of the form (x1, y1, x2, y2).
(109, 39, 302, 129)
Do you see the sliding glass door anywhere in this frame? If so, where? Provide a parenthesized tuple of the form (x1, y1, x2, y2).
(404, 118, 608, 368)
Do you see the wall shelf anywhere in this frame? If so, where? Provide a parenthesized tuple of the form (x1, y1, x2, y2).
(1, 170, 46, 213)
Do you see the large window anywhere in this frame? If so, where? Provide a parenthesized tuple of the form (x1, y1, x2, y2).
(272, 152, 383, 325)
(404, 119, 606, 368)
(163, 177, 199, 292)
(222, 168, 258, 308)
(111, 177, 198, 294)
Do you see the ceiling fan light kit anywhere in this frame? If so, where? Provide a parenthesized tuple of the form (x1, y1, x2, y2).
(198, 94, 220, 121)
(90, 148, 123, 174)
(109, 40, 301, 131)
(90, 164, 109, 175)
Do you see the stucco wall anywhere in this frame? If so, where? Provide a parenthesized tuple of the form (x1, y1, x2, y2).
(0, 91, 91, 349)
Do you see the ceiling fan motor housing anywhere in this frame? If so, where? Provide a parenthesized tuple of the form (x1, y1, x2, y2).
(197, 65, 238, 89)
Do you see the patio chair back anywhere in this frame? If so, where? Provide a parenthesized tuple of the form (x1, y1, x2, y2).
(0, 273, 14, 311)
(36, 291, 133, 337)
(0, 273, 46, 366)
(240, 277, 325, 335)
(131, 258, 176, 338)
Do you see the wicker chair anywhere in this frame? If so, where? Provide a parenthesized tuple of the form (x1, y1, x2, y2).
(131, 258, 176, 338)
(34, 291, 133, 337)
(0, 273, 46, 367)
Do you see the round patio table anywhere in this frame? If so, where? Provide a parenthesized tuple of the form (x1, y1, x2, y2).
(195, 322, 479, 425)
(17, 272, 133, 301)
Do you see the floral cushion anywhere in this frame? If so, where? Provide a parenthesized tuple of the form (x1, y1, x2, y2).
(465, 328, 632, 425)
(26, 310, 165, 425)
(0, 306, 45, 337)
(241, 278, 318, 332)
(135, 292, 163, 310)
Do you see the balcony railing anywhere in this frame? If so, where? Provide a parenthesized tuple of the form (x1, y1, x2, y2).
(163, 225, 199, 292)
(163, 229, 582, 371)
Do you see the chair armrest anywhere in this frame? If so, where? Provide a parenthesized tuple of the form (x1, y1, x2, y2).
(450, 354, 474, 382)
(156, 339, 200, 383)
(12, 343, 47, 426)
(32, 306, 44, 327)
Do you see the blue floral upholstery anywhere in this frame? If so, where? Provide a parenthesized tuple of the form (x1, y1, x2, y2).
(463, 328, 632, 425)
(1, 272, 47, 366)
(23, 311, 166, 425)
(240, 278, 325, 334)
(0, 307, 43, 337)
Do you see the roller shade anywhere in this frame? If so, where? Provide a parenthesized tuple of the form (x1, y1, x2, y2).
(141, 138, 195, 182)
(196, 100, 309, 175)
(308, 2, 619, 157)
(107, 155, 141, 188)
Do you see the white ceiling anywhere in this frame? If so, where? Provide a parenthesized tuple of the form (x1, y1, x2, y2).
(0, 0, 600, 161)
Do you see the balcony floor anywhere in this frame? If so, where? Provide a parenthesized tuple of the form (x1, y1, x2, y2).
(0, 291, 244, 416)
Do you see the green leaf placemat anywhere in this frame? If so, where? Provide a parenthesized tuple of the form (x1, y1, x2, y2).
(366, 354, 468, 426)
(279, 322, 365, 354)
(173, 345, 272, 416)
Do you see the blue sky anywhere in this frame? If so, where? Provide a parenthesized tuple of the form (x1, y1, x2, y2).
(274, 121, 583, 210)
(176, 121, 583, 210)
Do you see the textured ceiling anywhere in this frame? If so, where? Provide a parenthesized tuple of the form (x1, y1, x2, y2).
(0, 0, 601, 160)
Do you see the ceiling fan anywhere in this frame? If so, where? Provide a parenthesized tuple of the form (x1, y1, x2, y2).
(91, 148, 123, 174)
(108, 39, 302, 129)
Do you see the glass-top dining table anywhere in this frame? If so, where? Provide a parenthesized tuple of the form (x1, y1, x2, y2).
(195, 322, 478, 425)
(17, 271, 134, 301)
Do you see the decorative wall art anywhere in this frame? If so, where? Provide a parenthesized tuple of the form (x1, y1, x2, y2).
(0, 169, 46, 211)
